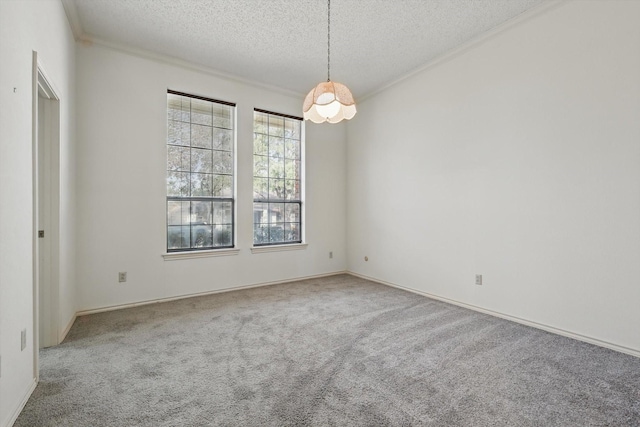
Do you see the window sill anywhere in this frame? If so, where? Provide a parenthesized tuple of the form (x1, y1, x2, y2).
(162, 248, 240, 261)
(250, 243, 308, 254)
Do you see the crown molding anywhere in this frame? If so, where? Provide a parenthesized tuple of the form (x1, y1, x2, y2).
(359, 0, 567, 102)
(81, 34, 305, 99)
(59, 0, 304, 99)
(60, 0, 86, 41)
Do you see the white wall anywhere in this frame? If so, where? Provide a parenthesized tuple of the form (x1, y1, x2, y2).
(76, 44, 347, 311)
(0, 0, 77, 425)
(347, 0, 640, 354)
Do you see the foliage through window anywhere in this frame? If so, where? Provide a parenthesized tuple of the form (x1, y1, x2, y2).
(253, 109, 303, 245)
(166, 90, 235, 251)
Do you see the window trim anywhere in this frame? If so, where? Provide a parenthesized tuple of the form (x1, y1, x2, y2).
(250, 243, 308, 254)
(162, 248, 240, 261)
(165, 90, 237, 253)
(252, 108, 305, 247)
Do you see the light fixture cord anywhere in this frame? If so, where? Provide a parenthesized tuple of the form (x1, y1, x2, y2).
(327, 0, 331, 82)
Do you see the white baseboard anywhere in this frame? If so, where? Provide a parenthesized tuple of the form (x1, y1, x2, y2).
(2, 378, 37, 427)
(348, 272, 640, 359)
(70, 269, 639, 358)
(76, 270, 348, 317)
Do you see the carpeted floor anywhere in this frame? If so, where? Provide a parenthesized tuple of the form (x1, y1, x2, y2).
(15, 274, 640, 426)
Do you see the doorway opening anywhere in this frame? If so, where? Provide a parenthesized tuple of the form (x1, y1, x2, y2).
(32, 52, 61, 373)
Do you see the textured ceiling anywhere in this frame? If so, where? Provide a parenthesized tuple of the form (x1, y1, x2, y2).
(66, 0, 545, 98)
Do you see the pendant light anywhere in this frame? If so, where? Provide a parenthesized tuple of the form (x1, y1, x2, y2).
(303, 0, 356, 124)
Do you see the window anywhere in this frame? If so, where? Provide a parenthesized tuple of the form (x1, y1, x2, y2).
(253, 109, 303, 246)
(166, 90, 235, 251)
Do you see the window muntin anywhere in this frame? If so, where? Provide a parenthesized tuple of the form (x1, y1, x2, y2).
(253, 110, 303, 246)
(167, 90, 235, 251)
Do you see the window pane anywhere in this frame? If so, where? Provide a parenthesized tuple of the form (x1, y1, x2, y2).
(167, 172, 189, 196)
(190, 173, 212, 197)
(168, 201, 190, 225)
(285, 139, 300, 159)
(284, 223, 301, 242)
(190, 201, 212, 224)
(270, 137, 284, 159)
(212, 151, 232, 174)
(285, 159, 300, 180)
(285, 203, 300, 223)
(254, 224, 268, 244)
(168, 226, 190, 249)
(191, 124, 212, 149)
(253, 155, 268, 178)
(269, 116, 284, 137)
(168, 120, 190, 146)
(213, 225, 232, 246)
(253, 177, 268, 199)
(268, 203, 285, 224)
(253, 202, 268, 224)
(269, 179, 285, 200)
(269, 223, 284, 242)
(285, 180, 300, 200)
(192, 225, 213, 248)
(191, 98, 212, 126)
(167, 146, 190, 171)
(167, 95, 190, 122)
(269, 157, 284, 179)
(213, 201, 233, 224)
(254, 112, 268, 134)
(191, 148, 212, 173)
(254, 133, 268, 156)
(167, 94, 182, 121)
(284, 119, 300, 139)
(213, 104, 232, 129)
(212, 175, 232, 197)
(213, 128, 232, 151)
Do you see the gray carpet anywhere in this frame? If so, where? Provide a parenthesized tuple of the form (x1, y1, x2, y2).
(15, 274, 640, 426)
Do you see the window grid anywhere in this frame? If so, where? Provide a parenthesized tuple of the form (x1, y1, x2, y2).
(166, 90, 235, 252)
(253, 110, 303, 246)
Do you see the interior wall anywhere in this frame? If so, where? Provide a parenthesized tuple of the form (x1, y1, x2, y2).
(347, 0, 640, 354)
(75, 43, 347, 311)
(0, 1, 77, 426)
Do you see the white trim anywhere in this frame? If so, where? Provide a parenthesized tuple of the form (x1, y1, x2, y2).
(82, 36, 303, 99)
(76, 270, 346, 316)
(31, 50, 39, 385)
(359, 0, 566, 102)
(33, 57, 63, 354)
(60, 0, 85, 41)
(348, 272, 640, 359)
(162, 248, 240, 260)
(251, 243, 308, 254)
(2, 378, 37, 427)
(35, 59, 63, 101)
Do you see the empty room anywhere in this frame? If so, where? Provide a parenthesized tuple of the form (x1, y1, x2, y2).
(1, 0, 639, 425)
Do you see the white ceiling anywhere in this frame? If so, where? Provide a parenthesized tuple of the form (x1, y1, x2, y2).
(65, 0, 545, 98)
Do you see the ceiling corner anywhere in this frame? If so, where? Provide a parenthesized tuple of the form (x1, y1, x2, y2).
(60, 0, 87, 42)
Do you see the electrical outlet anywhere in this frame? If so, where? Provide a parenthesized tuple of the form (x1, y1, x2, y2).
(21, 329, 26, 351)
(475, 274, 482, 286)
(329, 251, 333, 259)
(118, 272, 127, 283)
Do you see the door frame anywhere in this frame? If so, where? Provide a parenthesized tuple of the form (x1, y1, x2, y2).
(32, 51, 62, 379)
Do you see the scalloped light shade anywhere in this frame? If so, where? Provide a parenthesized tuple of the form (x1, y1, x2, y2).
(303, 81, 357, 124)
